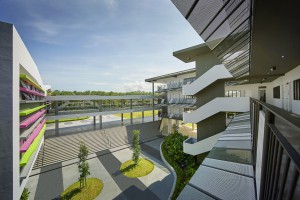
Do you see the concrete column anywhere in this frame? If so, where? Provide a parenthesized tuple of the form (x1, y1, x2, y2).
(130, 99, 133, 125)
(55, 101, 59, 137)
(152, 82, 155, 121)
(168, 119, 173, 134)
(121, 113, 123, 122)
(0, 23, 17, 200)
(99, 100, 102, 112)
(99, 115, 102, 129)
(93, 116, 96, 126)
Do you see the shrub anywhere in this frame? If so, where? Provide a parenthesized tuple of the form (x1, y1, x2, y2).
(20, 188, 30, 200)
(162, 131, 200, 200)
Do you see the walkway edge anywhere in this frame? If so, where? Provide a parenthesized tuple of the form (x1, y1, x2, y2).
(160, 142, 177, 200)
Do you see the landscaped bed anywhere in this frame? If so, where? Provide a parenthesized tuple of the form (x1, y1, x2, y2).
(114, 110, 158, 119)
(60, 178, 103, 200)
(46, 116, 90, 124)
(162, 132, 205, 200)
(120, 158, 154, 178)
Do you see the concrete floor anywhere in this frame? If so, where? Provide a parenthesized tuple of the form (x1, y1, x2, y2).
(26, 138, 173, 200)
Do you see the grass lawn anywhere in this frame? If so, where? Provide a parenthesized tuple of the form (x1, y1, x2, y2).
(46, 117, 90, 124)
(183, 123, 197, 128)
(114, 110, 158, 119)
(60, 178, 103, 200)
(120, 158, 154, 178)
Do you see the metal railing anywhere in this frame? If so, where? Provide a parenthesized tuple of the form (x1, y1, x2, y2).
(156, 77, 196, 92)
(251, 98, 300, 200)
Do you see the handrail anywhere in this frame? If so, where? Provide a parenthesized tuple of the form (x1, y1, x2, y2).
(251, 98, 300, 129)
(20, 124, 46, 167)
(19, 105, 46, 116)
(20, 87, 45, 97)
(20, 109, 46, 128)
(251, 98, 300, 199)
(20, 119, 46, 152)
(20, 74, 45, 92)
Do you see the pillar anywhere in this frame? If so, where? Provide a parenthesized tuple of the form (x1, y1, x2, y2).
(55, 101, 59, 137)
(0, 23, 17, 199)
(99, 115, 102, 129)
(152, 82, 155, 121)
(93, 116, 96, 126)
(130, 99, 133, 125)
(142, 111, 144, 122)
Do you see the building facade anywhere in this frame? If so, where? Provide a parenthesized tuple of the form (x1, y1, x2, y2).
(0, 22, 47, 200)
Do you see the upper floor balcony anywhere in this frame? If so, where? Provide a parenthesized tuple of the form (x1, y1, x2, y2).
(160, 98, 196, 108)
(156, 77, 196, 93)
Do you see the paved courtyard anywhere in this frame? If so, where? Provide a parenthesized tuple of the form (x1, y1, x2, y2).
(27, 138, 173, 200)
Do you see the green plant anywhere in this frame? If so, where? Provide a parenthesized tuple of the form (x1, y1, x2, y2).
(162, 132, 201, 200)
(132, 130, 141, 165)
(20, 188, 30, 200)
(78, 142, 90, 188)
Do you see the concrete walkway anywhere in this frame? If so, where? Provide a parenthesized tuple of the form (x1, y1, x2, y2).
(26, 138, 173, 200)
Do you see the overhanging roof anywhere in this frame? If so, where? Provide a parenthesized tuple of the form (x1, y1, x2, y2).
(145, 68, 196, 82)
(171, 0, 300, 84)
(173, 43, 211, 63)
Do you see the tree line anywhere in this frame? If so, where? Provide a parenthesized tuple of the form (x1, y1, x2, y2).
(49, 90, 152, 96)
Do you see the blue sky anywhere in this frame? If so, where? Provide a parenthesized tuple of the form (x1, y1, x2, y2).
(0, 0, 203, 92)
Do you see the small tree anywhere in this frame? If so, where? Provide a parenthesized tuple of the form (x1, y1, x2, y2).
(78, 142, 90, 188)
(132, 130, 141, 165)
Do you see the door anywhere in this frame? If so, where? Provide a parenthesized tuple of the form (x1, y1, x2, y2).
(258, 89, 266, 102)
(283, 82, 293, 111)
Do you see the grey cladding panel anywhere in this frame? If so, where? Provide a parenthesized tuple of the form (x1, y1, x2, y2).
(171, 0, 196, 17)
(203, 158, 254, 177)
(188, 0, 226, 34)
(190, 165, 256, 200)
(215, 140, 252, 149)
(208, 147, 252, 165)
(177, 184, 215, 200)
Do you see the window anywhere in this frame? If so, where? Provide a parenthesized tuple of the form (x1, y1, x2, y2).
(225, 90, 241, 97)
(294, 79, 300, 100)
(273, 86, 280, 99)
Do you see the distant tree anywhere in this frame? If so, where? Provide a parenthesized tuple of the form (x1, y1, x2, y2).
(20, 188, 30, 200)
(132, 130, 141, 165)
(78, 142, 90, 188)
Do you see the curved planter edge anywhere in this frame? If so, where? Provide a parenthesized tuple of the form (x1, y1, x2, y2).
(160, 142, 177, 200)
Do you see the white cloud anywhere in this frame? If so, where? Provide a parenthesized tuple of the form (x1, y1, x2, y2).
(87, 82, 110, 86)
(121, 81, 152, 92)
(101, 72, 113, 76)
(105, 0, 117, 7)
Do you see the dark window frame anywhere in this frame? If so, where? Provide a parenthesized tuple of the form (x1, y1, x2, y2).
(294, 79, 300, 100)
(273, 86, 280, 99)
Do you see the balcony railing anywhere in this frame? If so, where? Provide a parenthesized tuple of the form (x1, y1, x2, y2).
(160, 113, 183, 120)
(251, 98, 300, 199)
(160, 98, 196, 108)
(156, 77, 196, 92)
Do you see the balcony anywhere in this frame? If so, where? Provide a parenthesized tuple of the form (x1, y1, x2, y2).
(160, 98, 196, 108)
(178, 99, 300, 199)
(156, 77, 196, 93)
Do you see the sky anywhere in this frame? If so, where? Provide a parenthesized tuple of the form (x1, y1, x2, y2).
(0, 0, 203, 92)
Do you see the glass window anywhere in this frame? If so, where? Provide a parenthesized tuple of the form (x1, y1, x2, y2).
(273, 86, 280, 99)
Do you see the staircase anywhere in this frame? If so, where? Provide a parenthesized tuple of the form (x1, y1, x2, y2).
(182, 64, 232, 96)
